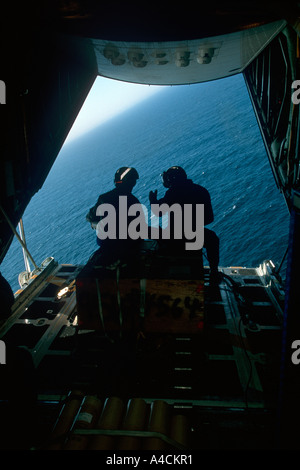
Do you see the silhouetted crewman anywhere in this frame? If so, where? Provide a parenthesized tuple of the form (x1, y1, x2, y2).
(149, 166, 220, 285)
(86, 166, 143, 264)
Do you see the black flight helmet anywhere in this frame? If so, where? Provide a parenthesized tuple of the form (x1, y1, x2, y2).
(114, 167, 139, 188)
(161, 166, 187, 188)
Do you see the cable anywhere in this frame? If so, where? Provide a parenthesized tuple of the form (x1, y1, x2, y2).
(275, 246, 288, 275)
(0, 203, 38, 270)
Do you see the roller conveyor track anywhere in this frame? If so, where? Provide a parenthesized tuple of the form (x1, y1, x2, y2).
(0, 259, 285, 449)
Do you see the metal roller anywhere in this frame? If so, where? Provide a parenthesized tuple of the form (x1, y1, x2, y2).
(63, 395, 102, 450)
(170, 414, 189, 448)
(118, 398, 148, 450)
(143, 400, 170, 450)
(46, 390, 85, 450)
(88, 396, 125, 450)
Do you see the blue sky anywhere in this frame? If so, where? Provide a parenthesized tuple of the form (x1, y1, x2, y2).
(65, 76, 165, 142)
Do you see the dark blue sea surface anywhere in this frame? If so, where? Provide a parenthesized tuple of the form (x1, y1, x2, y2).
(1, 74, 290, 292)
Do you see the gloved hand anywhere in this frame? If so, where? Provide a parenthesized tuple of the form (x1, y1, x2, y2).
(149, 189, 158, 204)
(86, 209, 98, 229)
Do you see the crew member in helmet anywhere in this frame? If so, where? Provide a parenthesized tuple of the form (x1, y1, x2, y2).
(86, 166, 142, 264)
(149, 166, 220, 285)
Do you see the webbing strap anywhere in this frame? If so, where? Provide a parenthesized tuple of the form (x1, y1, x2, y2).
(140, 278, 146, 318)
(95, 278, 106, 335)
(116, 265, 123, 337)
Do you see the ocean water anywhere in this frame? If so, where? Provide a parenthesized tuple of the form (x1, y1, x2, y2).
(1, 74, 290, 293)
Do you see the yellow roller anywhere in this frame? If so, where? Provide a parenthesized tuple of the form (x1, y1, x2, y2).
(118, 398, 148, 450)
(88, 396, 125, 450)
(63, 396, 102, 450)
(170, 414, 189, 448)
(143, 400, 170, 450)
(45, 390, 85, 450)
